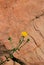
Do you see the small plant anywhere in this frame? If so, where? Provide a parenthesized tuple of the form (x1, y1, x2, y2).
(0, 32, 30, 65)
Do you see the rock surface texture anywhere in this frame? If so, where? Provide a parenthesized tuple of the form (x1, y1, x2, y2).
(0, 0, 44, 65)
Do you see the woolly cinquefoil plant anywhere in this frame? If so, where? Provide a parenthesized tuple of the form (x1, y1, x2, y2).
(0, 32, 30, 65)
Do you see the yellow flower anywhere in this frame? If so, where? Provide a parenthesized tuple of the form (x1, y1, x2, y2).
(21, 32, 28, 37)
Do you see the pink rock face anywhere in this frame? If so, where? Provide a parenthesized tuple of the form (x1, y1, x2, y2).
(0, 0, 44, 65)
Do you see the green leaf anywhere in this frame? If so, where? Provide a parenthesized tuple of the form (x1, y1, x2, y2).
(26, 38, 30, 42)
(5, 56, 9, 61)
(10, 54, 14, 58)
(12, 48, 16, 52)
(8, 37, 12, 41)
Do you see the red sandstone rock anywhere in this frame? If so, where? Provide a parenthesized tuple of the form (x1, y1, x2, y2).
(0, 0, 44, 65)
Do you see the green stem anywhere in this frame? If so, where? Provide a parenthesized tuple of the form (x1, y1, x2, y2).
(0, 37, 24, 65)
(0, 56, 10, 65)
